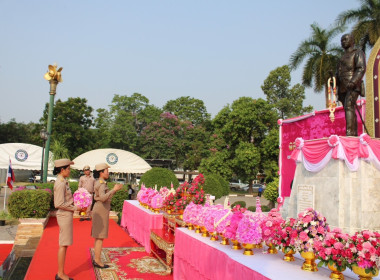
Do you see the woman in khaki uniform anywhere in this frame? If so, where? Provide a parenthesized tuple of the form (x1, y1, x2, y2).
(91, 163, 122, 268)
(53, 158, 76, 280)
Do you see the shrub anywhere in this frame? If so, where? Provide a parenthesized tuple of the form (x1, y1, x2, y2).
(203, 174, 225, 200)
(231, 201, 246, 208)
(140, 168, 179, 190)
(263, 177, 279, 203)
(247, 206, 256, 212)
(214, 174, 229, 197)
(8, 189, 52, 218)
(110, 185, 129, 213)
(261, 205, 271, 212)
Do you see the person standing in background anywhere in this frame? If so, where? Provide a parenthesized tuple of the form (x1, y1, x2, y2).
(78, 165, 95, 221)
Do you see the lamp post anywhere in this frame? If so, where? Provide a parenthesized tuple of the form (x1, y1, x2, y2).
(40, 129, 49, 182)
(43, 64, 63, 183)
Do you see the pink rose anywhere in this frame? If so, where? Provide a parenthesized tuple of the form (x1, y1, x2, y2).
(299, 231, 309, 242)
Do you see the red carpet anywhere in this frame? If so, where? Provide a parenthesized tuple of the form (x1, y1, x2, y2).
(0, 244, 13, 266)
(90, 247, 173, 280)
(24, 217, 140, 280)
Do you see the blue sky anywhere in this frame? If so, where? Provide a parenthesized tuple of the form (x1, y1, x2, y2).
(0, 0, 360, 123)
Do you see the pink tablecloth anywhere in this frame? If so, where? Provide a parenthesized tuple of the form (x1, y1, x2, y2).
(173, 228, 359, 280)
(120, 200, 163, 253)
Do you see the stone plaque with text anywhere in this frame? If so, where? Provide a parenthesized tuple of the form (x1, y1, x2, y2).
(297, 185, 314, 214)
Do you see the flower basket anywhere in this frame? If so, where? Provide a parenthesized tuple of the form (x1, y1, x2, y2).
(347, 230, 380, 277)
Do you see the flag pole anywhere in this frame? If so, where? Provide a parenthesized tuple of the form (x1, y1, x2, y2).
(3, 186, 7, 211)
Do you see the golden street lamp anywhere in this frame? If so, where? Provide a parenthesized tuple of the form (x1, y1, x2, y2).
(42, 64, 63, 183)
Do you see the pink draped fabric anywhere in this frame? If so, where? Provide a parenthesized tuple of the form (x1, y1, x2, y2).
(290, 134, 380, 173)
(280, 101, 365, 197)
(174, 228, 270, 280)
(120, 200, 163, 253)
(173, 228, 354, 279)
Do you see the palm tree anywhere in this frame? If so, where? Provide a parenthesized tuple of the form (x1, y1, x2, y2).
(337, 0, 380, 51)
(289, 23, 344, 107)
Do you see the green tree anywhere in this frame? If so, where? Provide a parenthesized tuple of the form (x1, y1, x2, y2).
(105, 93, 162, 153)
(337, 0, 380, 51)
(202, 98, 278, 192)
(289, 23, 344, 107)
(163, 96, 211, 125)
(141, 112, 208, 169)
(0, 119, 42, 145)
(261, 65, 313, 119)
(41, 97, 94, 158)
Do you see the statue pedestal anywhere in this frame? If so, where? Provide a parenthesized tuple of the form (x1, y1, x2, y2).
(285, 159, 380, 234)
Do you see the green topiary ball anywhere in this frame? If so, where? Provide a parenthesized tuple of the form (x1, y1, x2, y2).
(140, 167, 179, 190)
(110, 185, 129, 213)
(263, 177, 279, 203)
(203, 174, 224, 200)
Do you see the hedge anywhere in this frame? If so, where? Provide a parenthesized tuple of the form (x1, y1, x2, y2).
(8, 189, 52, 218)
(203, 174, 225, 200)
(231, 201, 246, 208)
(140, 167, 179, 190)
(110, 185, 129, 213)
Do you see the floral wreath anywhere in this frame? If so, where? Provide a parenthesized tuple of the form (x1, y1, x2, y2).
(327, 135, 339, 147)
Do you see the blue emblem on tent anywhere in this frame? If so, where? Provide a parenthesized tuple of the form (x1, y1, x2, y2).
(15, 149, 28, 162)
(106, 153, 118, 165)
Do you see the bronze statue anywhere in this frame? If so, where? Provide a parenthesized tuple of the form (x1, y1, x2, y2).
(336, 33, 366, 136)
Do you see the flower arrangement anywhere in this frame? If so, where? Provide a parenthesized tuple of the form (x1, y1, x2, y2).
(150, 193, 164, 209)
(279, 218, 298, 253)
(236, 212, 262, 245)
(261, 208, 284, 247)
(346, 230, 380, 274)
(73, 188, 92, 209)
(163, 193, 176, 209)
(203, 205, 224, 233)
(293, 208, 329, 253)
(137, 184, 146, 201)
(173, 197, 188, 212)
(215, 209, 232, 235)
(197, 204, 211, 227)
(159, 186, 170, 199)
(315, 228, 350, 272)
(224, 205, 246, 240)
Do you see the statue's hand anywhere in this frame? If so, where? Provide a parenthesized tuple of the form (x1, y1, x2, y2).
(347, 81, 355, 90)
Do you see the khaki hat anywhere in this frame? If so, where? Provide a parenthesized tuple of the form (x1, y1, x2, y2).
(54, 158, 74, 168)
(95, 163, 110, 171)
(83, 165, 91, 171)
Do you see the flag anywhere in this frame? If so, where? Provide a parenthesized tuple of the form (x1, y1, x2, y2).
(6, 159, 15, 190)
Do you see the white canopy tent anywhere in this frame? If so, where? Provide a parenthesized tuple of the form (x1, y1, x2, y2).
(72, 148, 151, 173)
(0, 143, 54, 170)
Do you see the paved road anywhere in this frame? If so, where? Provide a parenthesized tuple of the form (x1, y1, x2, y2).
(0, 186, 18, 243)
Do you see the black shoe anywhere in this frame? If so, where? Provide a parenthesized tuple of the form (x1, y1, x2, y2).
(79, 218, 84, 222)
(55, 274, 73, 280)
(85, 218, 91, 221)
(93, 261, 110, 269)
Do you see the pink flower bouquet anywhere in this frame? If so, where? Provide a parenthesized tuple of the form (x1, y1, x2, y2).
(204, 205, 224, 233)
(224, 205, 245, 240)
(73, 188, 92, 209)
(279, 218, 298, 253)
(137, 184, 146, 202)
(315, 228, 350, 272)
(293, 208, 329, 253)
(347, 230, 380, 274)
(150, 193, 164, 209)
(215, 209, 232, 235)
(236, 212, 262, 245)
(261, 209, 284, 247)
